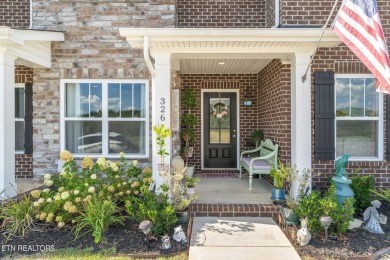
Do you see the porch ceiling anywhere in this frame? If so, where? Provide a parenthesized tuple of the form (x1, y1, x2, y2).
(0, 27, 64, 68)
(119, 28, 342, 54)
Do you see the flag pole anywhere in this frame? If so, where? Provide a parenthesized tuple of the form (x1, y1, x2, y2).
(301, 0, 341, 83)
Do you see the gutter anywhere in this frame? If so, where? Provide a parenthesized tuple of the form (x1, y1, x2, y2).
(272, 0, 280, 28)
(29, 0, 32, 29)
(143, 36, 155, 77)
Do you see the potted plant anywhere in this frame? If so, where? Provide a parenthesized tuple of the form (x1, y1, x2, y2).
(170, 169, 198, 224)
(185, 176, 200, 194)
(251, 129, 264, 147)
(280, 199, 299, 226)
(153, 124, 171, 171)
(269, 160, 294, 202)
(181, 89, 198, 176)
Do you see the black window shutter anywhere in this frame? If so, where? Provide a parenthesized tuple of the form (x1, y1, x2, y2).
(24, 83, 33, 154)
(314, 71, 335, 160)
(386, 95, 390, 161)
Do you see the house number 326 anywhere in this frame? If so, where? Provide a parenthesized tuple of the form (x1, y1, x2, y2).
(160, 98, 166, 121)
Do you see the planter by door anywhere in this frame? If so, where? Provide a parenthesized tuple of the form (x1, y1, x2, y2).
(186, 187, 195, 195)
(186, 165, 194, 177)
(280, 205, 299, 226)
(271, 188, 286, 201)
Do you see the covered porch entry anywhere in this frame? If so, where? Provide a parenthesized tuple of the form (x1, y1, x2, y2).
(120, 28, 341, 202)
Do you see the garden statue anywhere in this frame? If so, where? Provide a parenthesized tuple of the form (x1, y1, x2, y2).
(173, 225, 187, 244)
(363, 200, 385, 234)
(297, 217, 311, 246)
(161, 235, 171, 249)
(335, 154, 350, 180)
(332, 154, 354, 205)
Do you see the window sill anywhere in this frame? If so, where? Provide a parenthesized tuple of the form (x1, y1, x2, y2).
(71, 154, 150, 160)
(336, 156, 383, 162)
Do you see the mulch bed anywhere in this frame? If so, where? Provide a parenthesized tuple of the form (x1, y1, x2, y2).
(277, 200, 390, 259)
(0, 218, 189, 259)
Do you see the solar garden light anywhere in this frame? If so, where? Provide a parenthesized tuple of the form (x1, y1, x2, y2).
(139, 220, 153, 248)
(319, 216, 333, 243)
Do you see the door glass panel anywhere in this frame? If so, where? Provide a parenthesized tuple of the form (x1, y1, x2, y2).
(209, 95, 231, 144)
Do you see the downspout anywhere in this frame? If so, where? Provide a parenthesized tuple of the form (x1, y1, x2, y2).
(29, 0, 32, 29)
(143, 36, 155, 77)
(271, 0, 280, 28)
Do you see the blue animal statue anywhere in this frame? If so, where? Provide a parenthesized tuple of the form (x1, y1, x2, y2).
(335, 154, 350, 181)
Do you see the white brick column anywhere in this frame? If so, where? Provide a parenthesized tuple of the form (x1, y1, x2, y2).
(290, 53, 312, 200)
(0, 51, 17, 198)
(152, 52, 172, 191)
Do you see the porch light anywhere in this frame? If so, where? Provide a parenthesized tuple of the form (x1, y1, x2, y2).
(139, 220, 153, 248)
(218, 61, 225, 65)
(243, 92, 253, 107)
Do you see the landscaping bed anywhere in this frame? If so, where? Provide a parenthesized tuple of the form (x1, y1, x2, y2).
(0, 218, 189, 259)
(278, 200, 390, 259)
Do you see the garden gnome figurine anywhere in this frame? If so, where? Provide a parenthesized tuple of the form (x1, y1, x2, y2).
(173, 226, 187, 244)
(297, 217, 311, 246)
(161, 235, 171, 250)
(363, 200, 384, 234)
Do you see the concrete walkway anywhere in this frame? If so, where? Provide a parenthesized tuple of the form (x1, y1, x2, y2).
(189, 217, 301, 260)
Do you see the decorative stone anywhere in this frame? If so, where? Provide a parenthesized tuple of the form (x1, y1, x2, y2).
(348, 218, 363, 230)
(363, 200, 384, 234)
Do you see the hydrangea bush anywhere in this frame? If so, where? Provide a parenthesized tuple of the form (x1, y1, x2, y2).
(30, 151, 153, 229)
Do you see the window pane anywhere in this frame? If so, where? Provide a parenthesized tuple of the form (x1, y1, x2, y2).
(108, 121, 145, 155)
(121, 83, 133, 117)
(15, 88, 25, 118)
(65, 83, 102, 118)
(133, 83, 145, 118)
(220, 129, 230, 144)
(350, 78, 364, 117)
(365, 78, 378, 116)
(336, 120, 377, 157)
(65, 121, 102, 154)
(108, 83, 121, 117)
(210, 129, 219, 144)
(15, 121, 24, 151)
(336, 78, 350, 117)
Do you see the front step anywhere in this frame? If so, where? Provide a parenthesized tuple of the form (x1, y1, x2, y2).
(189, 203, 280, 218)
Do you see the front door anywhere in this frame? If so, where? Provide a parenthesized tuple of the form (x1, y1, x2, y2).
(203, 92, 237, 168)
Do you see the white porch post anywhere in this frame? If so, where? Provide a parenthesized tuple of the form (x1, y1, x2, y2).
(290, 53, 312, 200)
(0, 51, 17, 198)
(152, 52, 172, 191)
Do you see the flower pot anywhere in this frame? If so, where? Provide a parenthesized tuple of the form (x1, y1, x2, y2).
(185, 165, 195, 177)
(280, 205, 299, 226)
(172, 156, 185, 172)
(175, 211, 189, 224)
(271, 188, 285, 201)
(186, 187, 195, 194)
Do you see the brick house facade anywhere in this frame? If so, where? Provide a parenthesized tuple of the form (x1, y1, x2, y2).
(1, 0, 389, 193)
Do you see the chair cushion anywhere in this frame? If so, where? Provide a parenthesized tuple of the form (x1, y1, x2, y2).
(242, 158, 272, 171)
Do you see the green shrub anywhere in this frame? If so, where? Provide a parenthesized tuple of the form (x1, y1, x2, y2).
(294, 185, 355, 235)
(125, 187, 177, 235)
(74, 195, 125, 244)
(350, 170, 375, 214)
(0, 195, 35, 241)
(371, 188, 390, 203)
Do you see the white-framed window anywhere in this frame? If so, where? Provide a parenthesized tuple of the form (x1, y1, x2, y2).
(60, 79, 149, 158)
(335, 74, 383, 161)
(15, 83, 25, 153)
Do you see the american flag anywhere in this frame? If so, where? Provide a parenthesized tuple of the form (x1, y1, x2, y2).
(332, 0, 390, 93)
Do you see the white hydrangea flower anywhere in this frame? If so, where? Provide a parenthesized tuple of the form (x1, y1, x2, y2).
(42, 188, 50, 193)
(131, 160, 138, 166)
(60, 191, 70, 200)
(58, 222, 65, 228)
(44, 174, 51, 180)
(88, 186, 95, 193)
(90, 174, 97, 180)
(45, 180, 54, 187)
(74, 190, 79, 195)
(47, 198, 53, 203)
(38, 198, 45, 204)
(33, 202, 40, 207)
(84, 183, 89, 187)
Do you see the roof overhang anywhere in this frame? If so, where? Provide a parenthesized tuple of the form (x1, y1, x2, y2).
(0, 27, 64, 68)
(119, 28, 342, 54)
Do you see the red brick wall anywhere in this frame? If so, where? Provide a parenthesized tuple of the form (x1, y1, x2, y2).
(0, 0, 30, 29)
(15, 154, 33, 178)
(180, 74, 258, 173)
(177, 0, 267, 28)
(258, 60, 291, 163)
(15, 65, 34, 178)
(15, 65, 33, 84)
